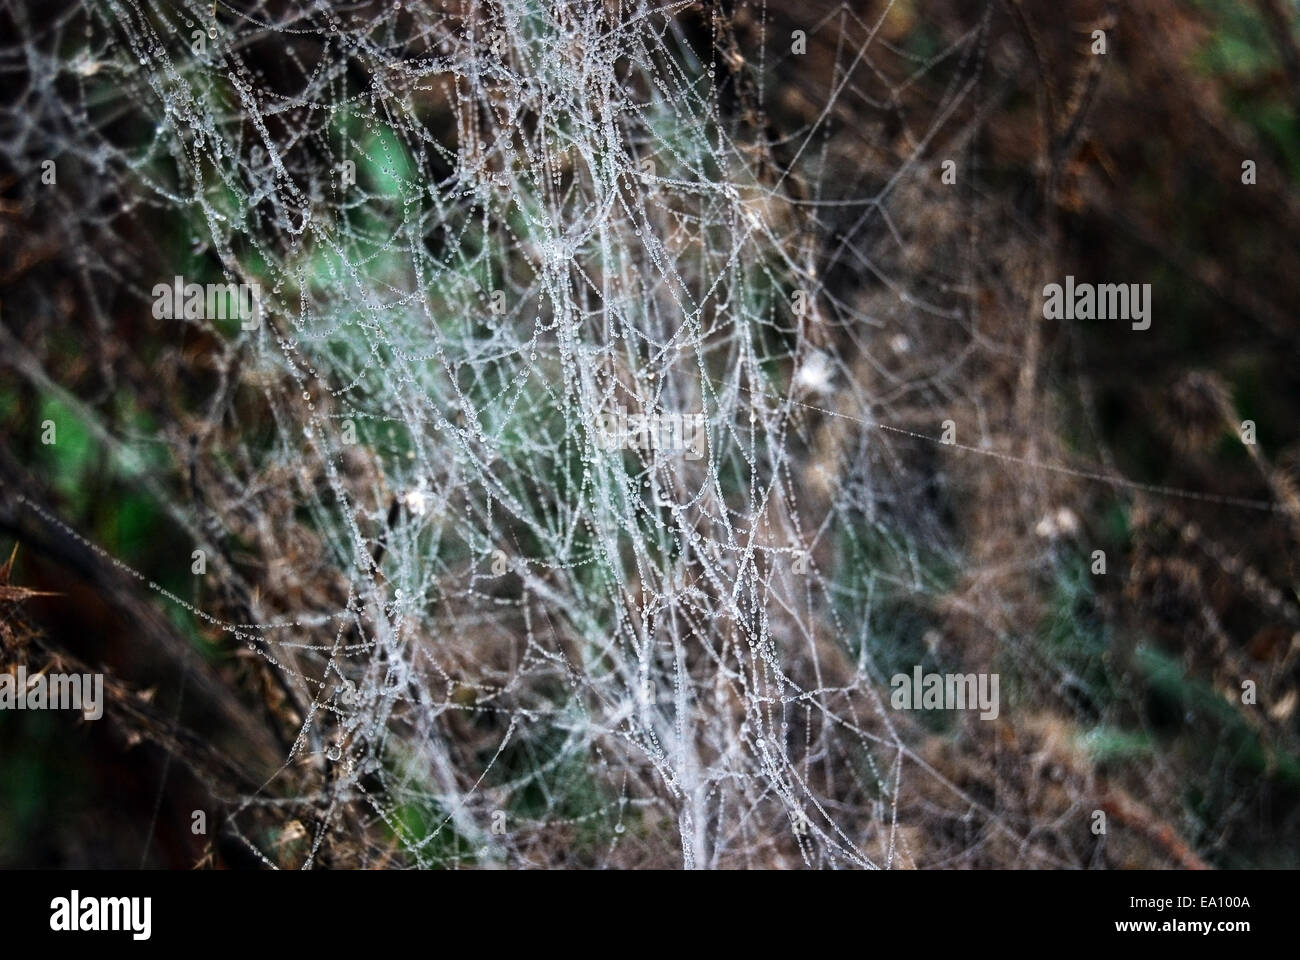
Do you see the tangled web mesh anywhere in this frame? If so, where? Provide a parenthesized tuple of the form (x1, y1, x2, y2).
(13, 0, 1285, 868)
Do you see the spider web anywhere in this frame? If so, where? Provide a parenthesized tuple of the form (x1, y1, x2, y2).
(9, 0, 1280, 868)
